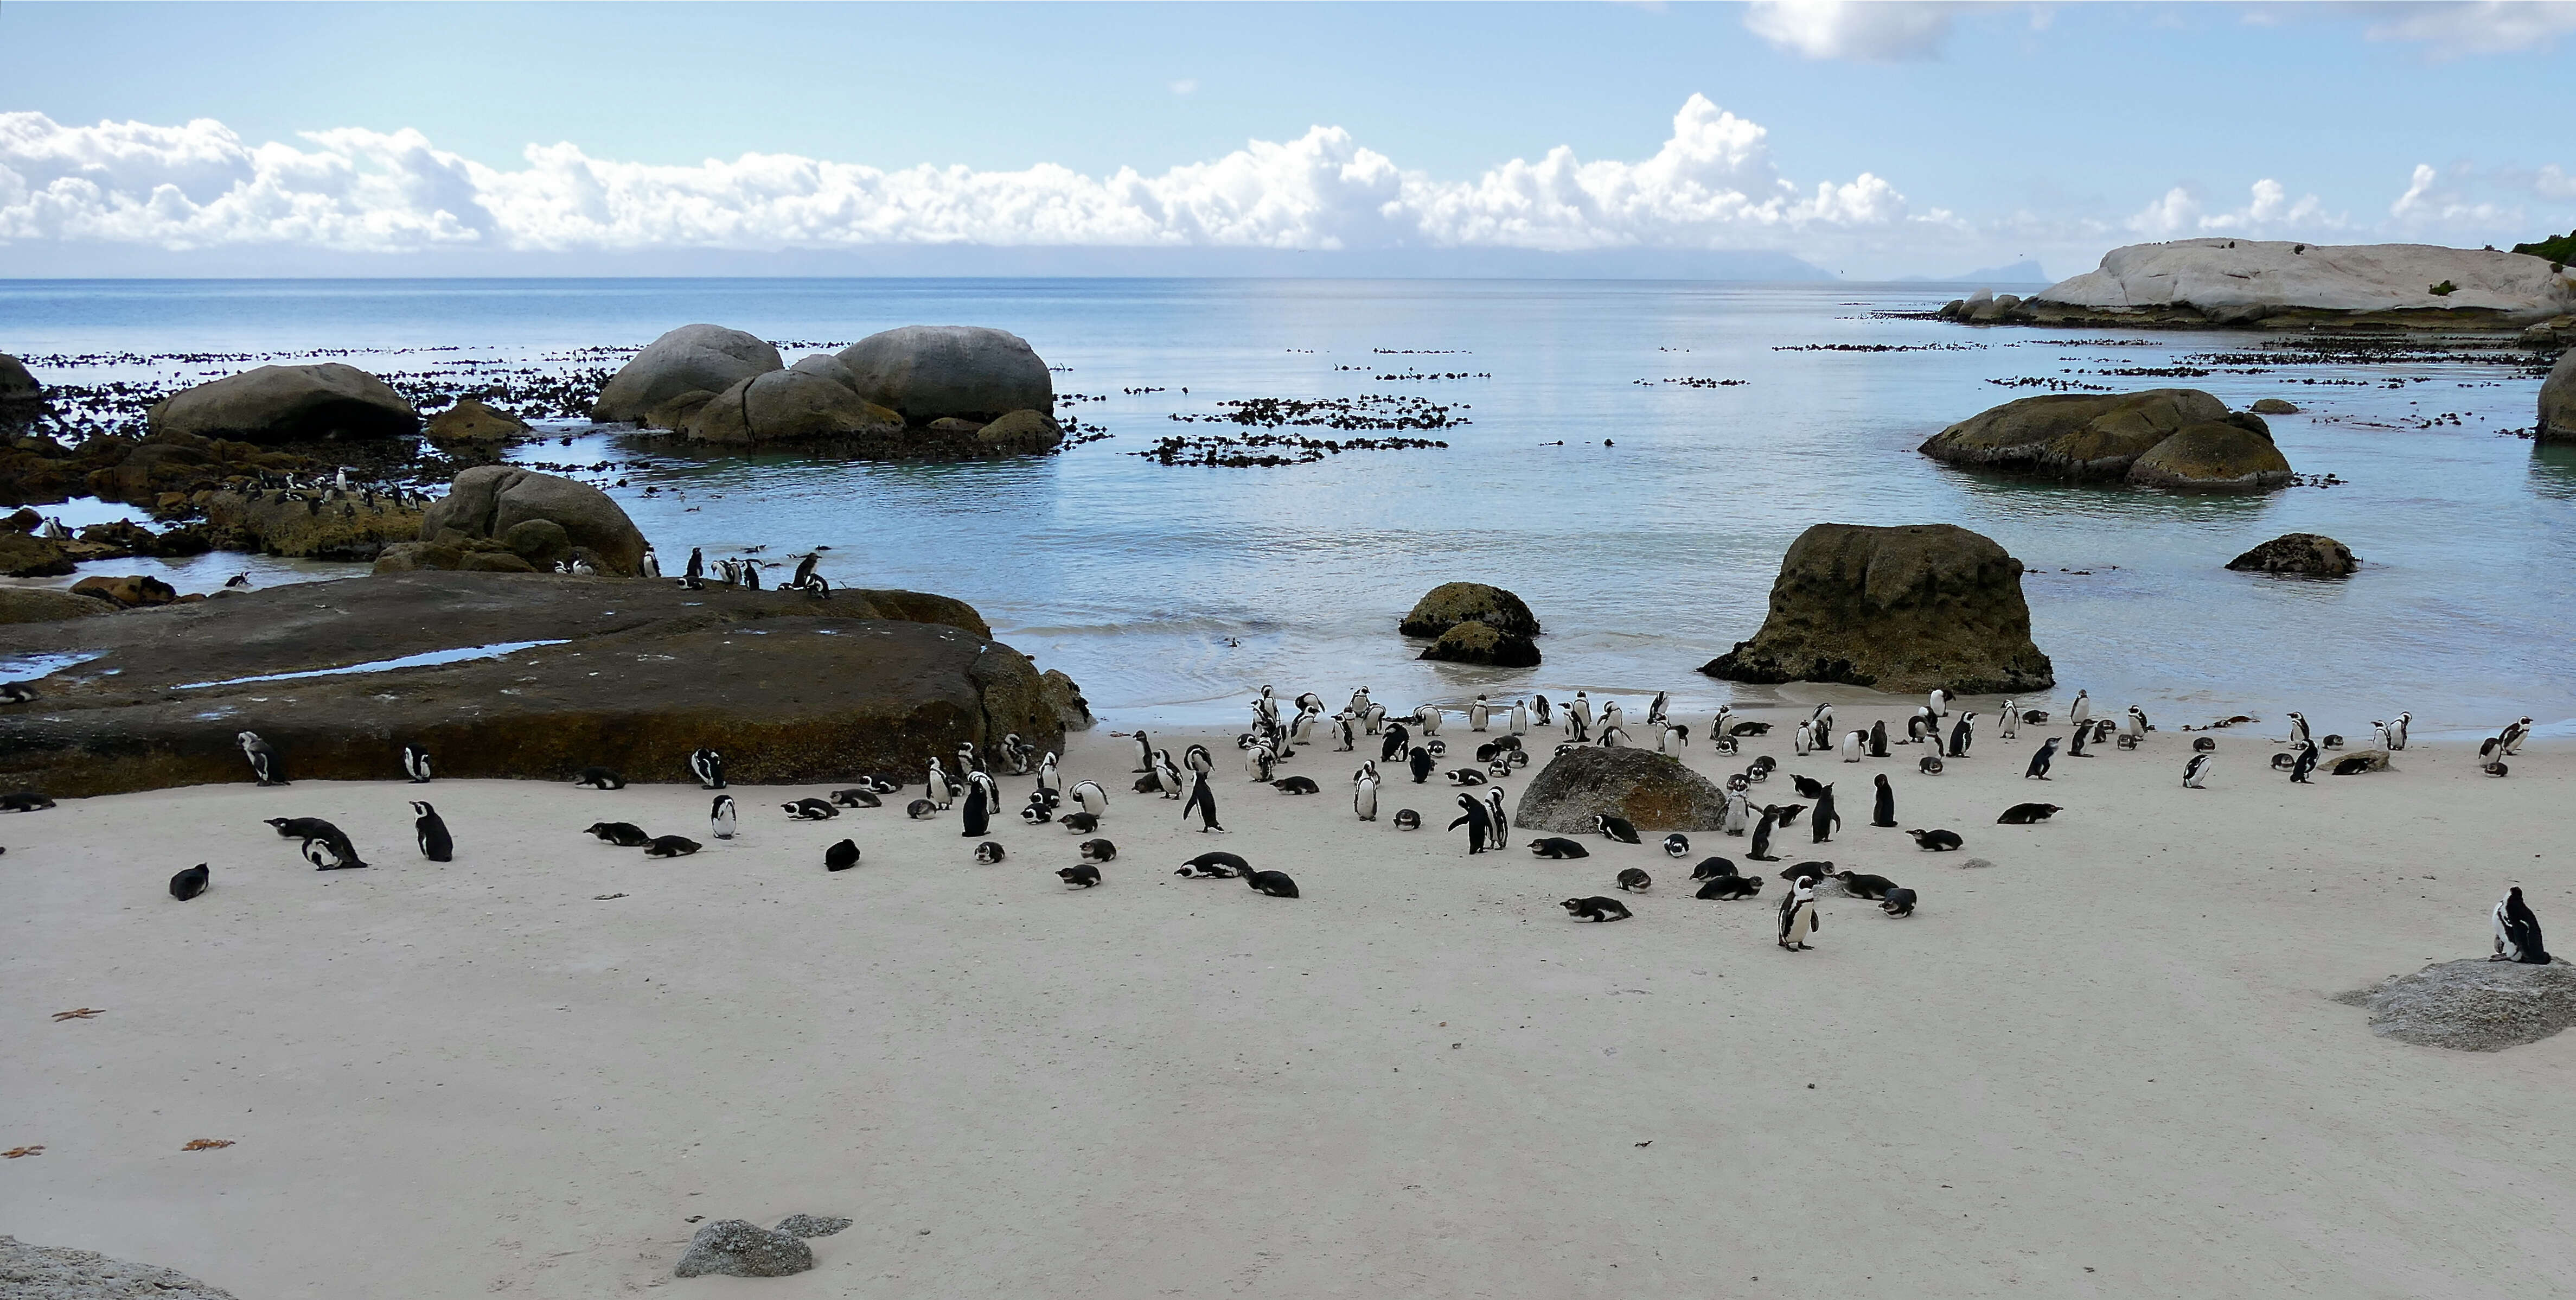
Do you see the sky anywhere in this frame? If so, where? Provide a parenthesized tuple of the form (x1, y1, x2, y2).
(2, 0, 2573, 281)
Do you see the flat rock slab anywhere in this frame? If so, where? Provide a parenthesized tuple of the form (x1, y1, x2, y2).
(0, 570, 1065, 798)
(1514, 746, 1727, 834)
(0, 1234, 239, 1299)
(2348, 958, 2576, 1051)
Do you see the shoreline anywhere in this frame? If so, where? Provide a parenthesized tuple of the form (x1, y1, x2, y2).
(7, 721, 2569, 1296)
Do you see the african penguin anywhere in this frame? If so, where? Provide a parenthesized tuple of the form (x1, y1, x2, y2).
(401, 744, 434, 783)
(412, 801, 453, 861)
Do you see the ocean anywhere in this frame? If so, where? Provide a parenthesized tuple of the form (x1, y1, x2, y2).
(4, 277, 2569, 738)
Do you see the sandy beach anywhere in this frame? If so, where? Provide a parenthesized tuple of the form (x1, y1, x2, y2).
(4, 713, 2571, 1298)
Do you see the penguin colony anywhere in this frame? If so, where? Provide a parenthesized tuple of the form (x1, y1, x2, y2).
(36, 686, 2521, 963)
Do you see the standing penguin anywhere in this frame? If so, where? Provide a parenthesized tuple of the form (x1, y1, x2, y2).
(1380, 723, 1412, 763)
(2289, 741, 2319, 784)
(2494, 887, 2550, 964)
(2181, 753, 2213, 789)
(1510, 699, 1530, 735)
(1777, 874, 1819, 951)
(1998, 701, 2018, 740)
(1647, 691, 1669, 725)
(1354, 773, 1379, 822)
(2124, 706, 2150, 742)
(709, 794, 738, 840)
(960, 776, 992, 836)
(689, 747, 726, 789)
(2067, 724, 2092, 759)
(238, 731, 286, 786)
(2284, 711, 2311, 750)
(1747, 806, 1780, 862)
(1567, 693, 1591, 742)
(1181, 769, 1224, 833)
(1840, 730, 1863, 763)
(1408, 745, 1436, 785)
(1928, 688, 1948, 722)
(1037, 751, 1060, 796)
(401, 744, 434, 783)
(1450, 793, 1494, 855)
(1721, 788, 1750, 836)
(1869, 720, 1890, 757)
(1486, 789, 1510, 850)
(641, 547, 662, 579)
(926, 757, 957, 809)
(1871, 773, 1896, 826)
(682, 546, 705, 589)
(1947, 712, 1976, 759)
(2387, 712, 2411, 751)
(2024, 737, 2060, 780)
(2069, 690, 2092, 729)
(1532, 694, 1554, 728)
(1070, 780, 1108, 818)
(412, 801, 453, 862)
(1810, 783, 1839, 844)
(1469, 695, 1491, 732)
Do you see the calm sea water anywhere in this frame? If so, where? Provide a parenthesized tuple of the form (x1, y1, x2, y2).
(5, 277, 2569, 738)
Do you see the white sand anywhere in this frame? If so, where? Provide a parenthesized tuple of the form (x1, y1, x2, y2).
(4, 716, 2571, 1297)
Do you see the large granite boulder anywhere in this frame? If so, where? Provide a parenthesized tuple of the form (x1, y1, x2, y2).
(2125, 416, 2293, 490)
(2012, 239, 2576, 329)
(0, 570, 1071, 798)
(974, 408, 1065, 453)
(2543, 347, 2576, 443)
(0, 354, 43, 415)
(2250, 398, 2299, 415)
(420, 466, 647, 576)
(836, 326, 1053, 425)
(1419, 620, 1541, 667)
(2227, 532, 2359, 577)
(687, 369, 906, 447)
(424, 398, 530, 452)
(0, 1235, 239, 1300)
(71, 574, 179, 608)
(1702, 522, 2054, 694)
(0, 585, 110, 624)
(202, 489, 426, 560)
(2346, 958, 2576, 1052)
(673, 1220, 815, 1278)
(1919, 388, 2229, 479)
(1399, 582, 1542, 638)
(591, 324, 783, 423)
(148, 363, 419, 443)
(1514, 747, 1728, 834)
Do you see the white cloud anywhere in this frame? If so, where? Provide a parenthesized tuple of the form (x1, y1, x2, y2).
(1742, 1, 1963, 60)
(2125, 179, 2340, 238)
(1168, 79, 1199, 97)
(2387, 161, 2511, 228)
(2360, 1, 2576, 55)
(2534, 163, 2575, 201)
(0, 97, 1913, 258)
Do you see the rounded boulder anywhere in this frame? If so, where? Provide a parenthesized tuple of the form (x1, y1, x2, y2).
(591, 324, 782, 423)
(1513, 747, 1728, 834)
(1702, 522, 2053, 694)
(2226, 532, 2359, 577)
(1418, 620, 1541, 667)
(687, 369, 905, 447)
(421, 466, 648, 576)
(2350, 958, 2576, 1052)
(425, 398, 530, 450)
(2125, 417, 2294, 490)
(2542, 346, 2576, 442)
(1399, 582, 1541, 639)
(835, 326, 1053, 425)
(148, 363, 419, 443)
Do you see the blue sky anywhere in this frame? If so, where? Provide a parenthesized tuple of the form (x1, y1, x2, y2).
(4, 1, 2572, 279)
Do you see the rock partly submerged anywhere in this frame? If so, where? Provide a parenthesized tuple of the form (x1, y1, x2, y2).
(591, 324, 784, 424)
(836, 325, 1055, 426)
(1942, 239, 2576, 330)
(2342, 958, 2576, 1052)
(1419, 620, 1542, 667)
(424, 398, 530, 454)
(1919, 388, 2293, 492)
(2542, 347, 2576, 443)
(1399, 582, 1542, 639)
(2227, 532, 2360, 578)
(1702, 522, 2054, 694)
(0, 570, 1073, 799)
(148, 363, 420, 443)
(1514, 747, 1728, 834)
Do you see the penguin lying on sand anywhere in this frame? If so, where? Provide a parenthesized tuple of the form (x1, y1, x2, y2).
(824, 840, 861, 872)
(1079, 839, 1117, 862)
(1059, 864, 1102, 888)
(1908, 828, 1964, 851)
(644, 836, 701, 857)
(1561, 895, 1632, 921)
(169, 864, 210, 901)
(585, 821, 650, 846)
(1616, 868, 1652, 893)
(1527, 837, 1590, 859)
(1697, 874, 1761, 899)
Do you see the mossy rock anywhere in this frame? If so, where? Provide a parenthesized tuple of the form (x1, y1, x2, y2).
(2226, 532, 2358, 577)
(2126, 419, 2293, 490)
(1399, 582, 1541, 638)
(1919, 388, 2229, 479)
(1419, 620, 1541, 667)
(1702, 522, 2053, 694)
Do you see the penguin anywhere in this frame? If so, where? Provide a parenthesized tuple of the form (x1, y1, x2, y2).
(824, 839, 860, 871)
(1070, 780, 1108, 818)
(926, 757, 958, 809)
(1130, 729, 1154, 774)
(1947, 713, 1975, 759)
(1354, 774, 1379, 821)
(1035, 752, 1061, 797)
(2124, 706, 2149, 742)
(1414, 704, 1442, 736)
(1059, 864, 1103, 889)
(1486, 789, 1510, 849)
(1020, 794, 1055, 825)
(1510, 699, 1530, 735)
(1245, 869, 1300, 898)
(1531, 694, 1552, 728)
(1272, 776, 1321, 794)
(237, 731, 285, 786)
(974, 841, 1006, 864)
(1616, 867, 1653, 893)
(1880, 887, 1918, 917)
(1697, 874, 1761, 900)
(1079, 839, 1117, 863)
(0, 681, 37, 705)
(169, 864, 210, 901)
(1840, 729, 1863, 763)
(584, 821, 650, 846)
(1181, 771, 1224, 833)
(960, 776, 992, 836)
(1469, 695, 1491, 731)
(1392, 809, 1422, 831)
(1601, 700, 1626, 736)
(906, 798, 939, 819)
(1871, 773, 1896, 827)
(1790, 774, 1828, 800)
(2284, 711, 2311, 749)
(1863, 718, 1887, 757)
(301, 834, 366, 870)
(571, 765, 628, 791)
(1792, 724, 1812, 757)
(264, 815, 340, 840)
(2387, 712, 2411, 751)
(834, 788, 883, 809)
(2024, 737, 2060, 780)
(784, 798, 839, 820)
(2289, 741, 2319, 784)
(1452, 793, 1494, 855)
(1402, 745, 1436, 785)
(1919, 755, 1944, 775)
(2066, 725, 2092, 759)
(1567, 692, 1592, 742)
(1996, 802, 2061, 825)
(1810, 783, 1839, 844)
(1561, 895, 1631, 922)
(1722, 789, 1750, 836)
(1908, 828, 1964, 851)
(2069, 690, 2092, 728)
(1527, 837, 1590, 859)
(1835, 870, 1897, 900)
(401, 744, 433, 783)
(689, 747, 726, 789)
(1175, 850, 1250, 880)
(644, 835, 701, 857)
(1153, 749, 1185, 798)
(2502, 716, 2534, 755)
(1595, 814, 1641, 844)
(1243, 743, 1277, 782)
(412, 801, 453, 861)
(1662, 832, 1690, 858)
(709, 794, 738, 840)
(1998, 701, 2018, 740)
(1929, 687, 1949, 721)
(1690, 856, 1738, 881)
(641, 547, 662, 580)
(1747, 807, 1779, 862)
(2182, 753, 2213, 789)
(1331, 713, 1357, 753)
(1446, 767, 1487, 787)
(681, 547, 706, 589)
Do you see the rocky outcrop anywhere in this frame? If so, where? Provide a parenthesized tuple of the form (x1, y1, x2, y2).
(1921, 390, 2293, 492)
(686, 369, 906, 447)
(70, 574, 179, 608)
(0, 354, 43, 422)
(836, 326, 1054, 426)
(1990, 240, 2576, 330)
(673, 1220, 815, 1278)
(0, 1234, 239, 1300)
(0, 530, 73, 577)
(1399, 582, 1542, 638)
(424, 398, 530, 453)
(2227, 532, 2360, 577)
(2542, 347, 2576, 443)
(2, 430, 317, 508)
(0, 570, 1073, 799)
(0, 586, 111, 623)
(1419, 620, 1541, 667)
(419, 466, 647, 575)
(592, 324, 783, 424)
(2250, 398, 2299, 415)
(1040, 667, 1094, 731)
(149, 363, 419, 443)
(2346, 958, 2576, 1052)
(202, 488, 426, 560)
(1513, 747, 1728, 834)
(1702, 522, 2054, 694)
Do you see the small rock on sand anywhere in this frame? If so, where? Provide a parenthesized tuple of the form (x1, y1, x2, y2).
(2350, 958, 2576, 1052)
(774, 1214, 852, 1238)
(673, 1219, 816, 1278)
